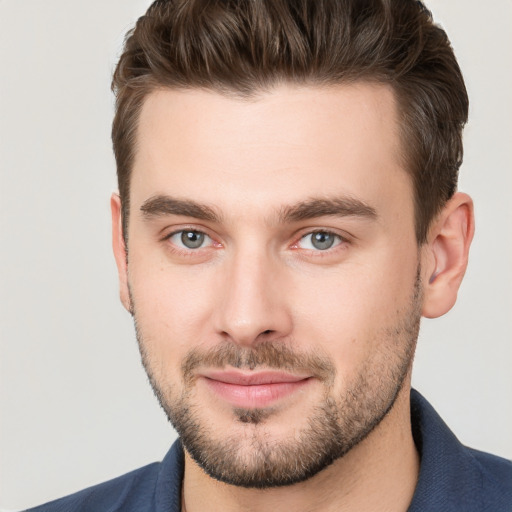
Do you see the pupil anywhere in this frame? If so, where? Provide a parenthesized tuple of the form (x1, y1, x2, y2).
(181, 231, 204, 249)
(312, 232, 334, 250)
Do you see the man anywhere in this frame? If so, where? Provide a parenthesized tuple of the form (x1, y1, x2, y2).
(26, 0, 511, 510)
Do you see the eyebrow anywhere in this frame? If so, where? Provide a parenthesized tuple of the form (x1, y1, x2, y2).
(139, 194, 377, 224)
(278, 197, 377, 223)
(140, 195, 222, 222)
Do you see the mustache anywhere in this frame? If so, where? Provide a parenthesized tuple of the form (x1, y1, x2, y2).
(181, 341, 336, 384)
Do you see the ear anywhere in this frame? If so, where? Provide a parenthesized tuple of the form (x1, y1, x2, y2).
(421, 192, 474, 318)
(111, 193, 132, 313)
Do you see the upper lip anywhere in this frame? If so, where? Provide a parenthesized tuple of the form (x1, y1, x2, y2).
(201, 370, 310, 386)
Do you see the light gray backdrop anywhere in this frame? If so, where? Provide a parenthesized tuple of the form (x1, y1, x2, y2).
(1, 0, 511, 510)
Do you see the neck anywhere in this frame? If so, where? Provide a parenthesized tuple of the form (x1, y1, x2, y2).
(182, 384, 419, 512)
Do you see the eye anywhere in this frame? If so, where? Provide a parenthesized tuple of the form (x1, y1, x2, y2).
(167, 230, 212, 250)
(298, 231, 343, 251)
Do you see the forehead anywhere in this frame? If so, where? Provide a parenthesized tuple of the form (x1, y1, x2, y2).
(131, 83, 411, 223)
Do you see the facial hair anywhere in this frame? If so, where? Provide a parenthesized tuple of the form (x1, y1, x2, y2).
(132, 268, 422, 488)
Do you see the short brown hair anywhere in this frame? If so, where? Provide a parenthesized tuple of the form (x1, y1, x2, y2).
(112, 0, 468, 243)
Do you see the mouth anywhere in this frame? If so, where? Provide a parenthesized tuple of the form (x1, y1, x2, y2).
(199, 369, 313, 409)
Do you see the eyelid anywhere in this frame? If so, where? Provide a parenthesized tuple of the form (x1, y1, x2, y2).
(161, 224, 212, 241)
(161, 226, 221, 252)
(160, 225, 351, 256)
(291, 228, 350, 247)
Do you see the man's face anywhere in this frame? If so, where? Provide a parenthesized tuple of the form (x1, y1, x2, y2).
(119, 84, 423, 487)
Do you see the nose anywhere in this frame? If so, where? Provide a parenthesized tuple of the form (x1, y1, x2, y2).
(213, 248, 293, 347)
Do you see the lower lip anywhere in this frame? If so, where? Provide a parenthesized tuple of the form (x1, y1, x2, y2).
(203, 378, 311, 409)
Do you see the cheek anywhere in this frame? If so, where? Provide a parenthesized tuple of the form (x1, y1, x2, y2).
(289, 250, 419, 368)
(128, 256, 219, 368)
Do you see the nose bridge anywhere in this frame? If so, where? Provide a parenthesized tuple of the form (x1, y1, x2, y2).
(215, 241, 291, 346)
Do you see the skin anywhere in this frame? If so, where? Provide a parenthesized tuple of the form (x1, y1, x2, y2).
(112, 83, 474, 511)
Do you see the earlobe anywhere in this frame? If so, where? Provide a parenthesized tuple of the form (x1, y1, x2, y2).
(111, 193, 132, 314)
(421, 192, 475, 319)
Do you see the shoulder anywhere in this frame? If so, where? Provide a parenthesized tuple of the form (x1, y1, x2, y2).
(466, 446, 512, 498)
(23, 441, 185, 512)
(409, 389, 512, 511)
(23, 462, 161, 512)
(443, 445, 512, 511)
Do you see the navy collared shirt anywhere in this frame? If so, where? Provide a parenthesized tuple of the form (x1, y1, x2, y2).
(25, 390, 512, 511)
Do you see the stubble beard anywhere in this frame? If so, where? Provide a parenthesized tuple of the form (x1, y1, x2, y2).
(131, 270, 422, 489)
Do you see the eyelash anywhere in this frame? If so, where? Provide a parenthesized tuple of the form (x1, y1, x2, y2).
(162, 227, 217, 254)
(291, 231, 353, 265)
(161, 228, 349, 256)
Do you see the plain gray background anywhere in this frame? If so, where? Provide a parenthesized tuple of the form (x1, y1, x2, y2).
(1, 0, 511, 510)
